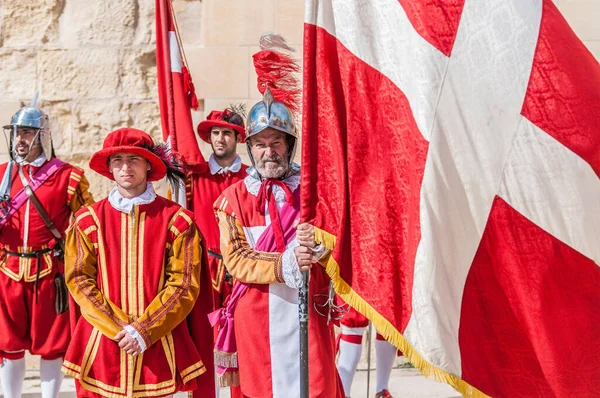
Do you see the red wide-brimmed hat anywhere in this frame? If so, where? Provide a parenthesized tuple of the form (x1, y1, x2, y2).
(89, 128, 167, 182)
(197, 107, 246, 144)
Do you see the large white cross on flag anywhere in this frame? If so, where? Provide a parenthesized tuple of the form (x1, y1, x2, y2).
(301, 0, 600, 396)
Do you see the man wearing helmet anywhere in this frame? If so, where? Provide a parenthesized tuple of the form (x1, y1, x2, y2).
(210, 35, 344, 397)
(0, 103, 94, 398)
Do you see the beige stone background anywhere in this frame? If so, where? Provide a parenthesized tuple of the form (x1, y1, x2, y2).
(0, 0, 595, 199)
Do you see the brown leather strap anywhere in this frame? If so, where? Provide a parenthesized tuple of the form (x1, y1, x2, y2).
(18, 167, 64, 253)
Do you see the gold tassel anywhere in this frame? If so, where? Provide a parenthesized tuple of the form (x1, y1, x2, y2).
(314, 227, 491, 398)
(217, 371, 240, 387)
(214, 350, 238, 368)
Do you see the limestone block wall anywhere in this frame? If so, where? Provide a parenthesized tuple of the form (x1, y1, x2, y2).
(0, 0, 161, 197)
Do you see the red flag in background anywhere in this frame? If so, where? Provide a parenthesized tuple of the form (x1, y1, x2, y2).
(302, 0, 600, 397)
(155, 2, 215, 397)
(156, 0, 206, 169)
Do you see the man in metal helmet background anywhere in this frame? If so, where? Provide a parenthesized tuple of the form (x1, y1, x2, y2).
(210, 34, 345, 397)
(0, 100, 94, 398)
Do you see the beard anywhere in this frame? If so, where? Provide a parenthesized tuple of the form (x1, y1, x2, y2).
(256, 153, 288, 179)
(212, 144, 236, 159)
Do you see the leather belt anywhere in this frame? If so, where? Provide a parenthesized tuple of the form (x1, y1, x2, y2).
(3, 247, 54, 302)
(4, 247, 53, 258)
(207, 249, 223, 260)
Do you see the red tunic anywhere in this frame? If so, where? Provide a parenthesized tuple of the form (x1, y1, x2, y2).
(186, 163, 248, 307)
(63, 197, 213, 397)
(215, 175, 345, 398)
(0, 160, 92, 360)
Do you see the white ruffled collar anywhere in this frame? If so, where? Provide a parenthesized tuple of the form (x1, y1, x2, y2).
(209, 154, 242, 175)
(244, 173, 301, 202)
(108, 182, 156, 214)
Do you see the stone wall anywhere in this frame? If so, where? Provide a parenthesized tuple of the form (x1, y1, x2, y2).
(0, 0, 160, 197)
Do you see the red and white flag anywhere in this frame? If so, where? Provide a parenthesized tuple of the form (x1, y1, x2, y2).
(301, 1, 600, 396)
(156, 0, 205, 168)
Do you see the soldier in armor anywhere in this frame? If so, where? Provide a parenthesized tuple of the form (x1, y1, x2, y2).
(210, 34, 344, 397)
(0, 101, 94, 398)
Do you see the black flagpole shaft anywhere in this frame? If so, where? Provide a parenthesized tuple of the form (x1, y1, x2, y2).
(299, 270, 310, 398)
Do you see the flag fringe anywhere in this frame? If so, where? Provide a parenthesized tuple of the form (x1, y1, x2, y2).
(314, 227, 491, 398)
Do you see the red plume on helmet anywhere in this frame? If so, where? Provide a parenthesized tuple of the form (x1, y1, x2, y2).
(252, 33, 301, 114)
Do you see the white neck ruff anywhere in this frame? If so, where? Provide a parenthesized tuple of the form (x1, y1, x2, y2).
(108, 182, 156, 214)
(244, 173, 301, 202)
(209, 154, 242, 175)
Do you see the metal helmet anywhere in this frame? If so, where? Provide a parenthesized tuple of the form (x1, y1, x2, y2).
(4, 105, 48, 131)
(246, 88, 299, 179)
(3, 100, 53, 161)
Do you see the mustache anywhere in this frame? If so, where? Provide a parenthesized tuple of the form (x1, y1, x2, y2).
(259, 154, 284, 164)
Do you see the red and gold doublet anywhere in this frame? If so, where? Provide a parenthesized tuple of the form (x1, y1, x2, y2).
(63, 196, 207, 397)
(186, 163, 248, 306)
(0, 160, 92, 360)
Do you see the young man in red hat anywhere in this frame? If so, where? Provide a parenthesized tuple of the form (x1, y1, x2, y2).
(186, 107, 248, 398)
(63, 128, 215, 397)
(0, 104, 94, 398)
(188, 106, 249, 311)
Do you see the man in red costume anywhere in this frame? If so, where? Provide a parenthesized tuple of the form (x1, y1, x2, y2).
(0, 104, 94, 398)
(189, 106, 248, 310)
(63, 128, 214, 397)
(210, 34, 344, 398)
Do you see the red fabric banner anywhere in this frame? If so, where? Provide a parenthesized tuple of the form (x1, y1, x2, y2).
(156, 0, 205, 168)
(302, 1, 600, 396)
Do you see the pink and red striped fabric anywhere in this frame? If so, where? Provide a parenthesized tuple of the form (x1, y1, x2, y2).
(301, 1, 600, 396)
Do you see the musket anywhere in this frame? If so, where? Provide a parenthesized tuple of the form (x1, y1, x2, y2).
(299, 270, 310, 398)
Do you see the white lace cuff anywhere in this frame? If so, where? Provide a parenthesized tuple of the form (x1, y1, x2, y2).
(124, 325, 147, 353)
(281, 247, 304, 289)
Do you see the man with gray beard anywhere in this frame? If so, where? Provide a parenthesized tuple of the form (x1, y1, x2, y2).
(211, 86, 344, 396)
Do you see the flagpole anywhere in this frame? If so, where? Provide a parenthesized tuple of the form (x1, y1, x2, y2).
(366, 321, 373, 397)
(299, 269, 310, 398)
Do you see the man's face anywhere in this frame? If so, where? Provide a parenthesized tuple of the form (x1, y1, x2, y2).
(210, 127, 239, 159)
(109, 152, 150, 191)
(250, 128, 290, 179)
(14, 127, 41, 158)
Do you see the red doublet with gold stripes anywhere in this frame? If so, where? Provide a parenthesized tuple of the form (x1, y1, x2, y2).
(0, 160, 93, 360)
(63, 197, 206, 397)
